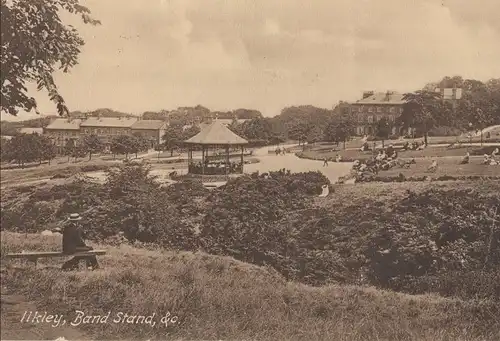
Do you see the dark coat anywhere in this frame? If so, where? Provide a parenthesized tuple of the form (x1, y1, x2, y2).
(62, 223, 87, 254)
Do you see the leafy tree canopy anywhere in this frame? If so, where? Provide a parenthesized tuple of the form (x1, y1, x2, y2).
(1, 0, 100, 116)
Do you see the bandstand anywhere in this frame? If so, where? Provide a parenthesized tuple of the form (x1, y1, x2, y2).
(183, 120, 248, 175)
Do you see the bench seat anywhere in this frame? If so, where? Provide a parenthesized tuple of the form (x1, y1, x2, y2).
(5, 250, 106, 266)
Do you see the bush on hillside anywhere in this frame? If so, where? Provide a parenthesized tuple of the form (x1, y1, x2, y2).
(199, 172, 343, 284)
(364, 188, 500, 299)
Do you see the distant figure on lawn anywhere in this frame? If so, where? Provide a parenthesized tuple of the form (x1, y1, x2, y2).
(62, 213, 99, 271)
(335, 154, 342, 162)
(492, 148, 499, 157)
(460, 152, 470, 164)
(323, 158, 329, 167)
(427, 159, 438, 172)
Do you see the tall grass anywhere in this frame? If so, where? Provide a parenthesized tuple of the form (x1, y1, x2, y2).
(2, 232, 499, 341)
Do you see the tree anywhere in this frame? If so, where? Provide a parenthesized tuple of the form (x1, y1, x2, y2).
(400, 91, 443, 146)
(182, 125, 201, 140)
(38, 135, 56, 165)
(81, 134, 104, 160)
(1, 0, 100, 116)
(110, 135, 139, 160)
(306, 125, 324, 145)
(129, 134, 150, 158)
(238, 117, 274, 142)
(3, 133, 40, 167)
(374, 118, 392, 148)
(457, 80, 498, 145)
(232, 108, 263, 119)
(0, 137, 8, 162)
(70, 144, 87, 161)
(323, 115, 355, 149)
(63, 138, 76, 162)
(285, 120, 311, 145)
(277, 106, 331, 146)
(162, 127, 183, 157)
(269, 134, 286, 147)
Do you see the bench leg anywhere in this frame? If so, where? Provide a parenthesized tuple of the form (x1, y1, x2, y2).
(27, 257, 38, 268)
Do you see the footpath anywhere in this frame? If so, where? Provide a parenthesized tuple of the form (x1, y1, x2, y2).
(1, 289, 87, 340)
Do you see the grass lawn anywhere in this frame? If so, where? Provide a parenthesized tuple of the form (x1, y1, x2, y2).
(316, 179, 500, 209)
(300, 144, 500, 162)
(2, 231, 499, 341)
(378, 157, 500, 178)
(0, 160, 116, 186)
(329, 134, 500, 150)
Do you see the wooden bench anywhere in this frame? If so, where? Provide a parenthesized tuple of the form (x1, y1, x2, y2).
(5, 250, 107, 267)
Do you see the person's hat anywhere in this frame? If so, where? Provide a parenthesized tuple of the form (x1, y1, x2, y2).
(68, 213, 82, 221)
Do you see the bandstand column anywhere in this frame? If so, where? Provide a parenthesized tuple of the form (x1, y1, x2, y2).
(188, 147, 192, 172)
(225, 145, 230, 175)
(240, 145, 244, 174)
(202, 145, 205, 175)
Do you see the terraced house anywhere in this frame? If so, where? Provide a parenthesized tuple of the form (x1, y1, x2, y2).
(43, 117, 83, 150)
(80, 117, 137, 143)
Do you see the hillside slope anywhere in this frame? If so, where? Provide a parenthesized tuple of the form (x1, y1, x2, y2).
(1, 232, 499, 341)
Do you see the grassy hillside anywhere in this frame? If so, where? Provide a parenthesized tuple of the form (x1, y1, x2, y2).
(1, 232, 499, 341)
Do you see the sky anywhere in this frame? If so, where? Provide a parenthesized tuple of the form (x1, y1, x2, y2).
(2, 0, 500, 121)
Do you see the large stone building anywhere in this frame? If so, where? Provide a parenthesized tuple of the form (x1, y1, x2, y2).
(44, 116, 167, 150)
(348, 87, 463, 137)
(350, 91, 404, 136)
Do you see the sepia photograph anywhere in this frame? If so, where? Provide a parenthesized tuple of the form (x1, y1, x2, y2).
(1, 0, 499, 340)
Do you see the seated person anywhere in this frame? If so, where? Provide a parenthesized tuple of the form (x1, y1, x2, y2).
(460, 152, 470, 164)
(61, 213, 99, 271)
(482, 154, 491, 164)
(386, 145, 394, 157)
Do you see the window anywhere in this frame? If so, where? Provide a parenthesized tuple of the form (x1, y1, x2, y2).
(389, 107, 395, 113)
(368, 115, 374, 123)
(368, 106, 373, 112)
(399, 107, 404, 113)
(389, 115, 395, 122)
(377, 107, 382, 113)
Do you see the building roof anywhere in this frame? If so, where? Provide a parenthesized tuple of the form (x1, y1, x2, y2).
(354, 92, 405, 105)
(45, 118, 83, 130)
(435, 88, 463, 100)
(184, 120, 248, 145)
(80, 117, 138, 128)
(19, 127, 44, 134)
(131, 120, 166, 130)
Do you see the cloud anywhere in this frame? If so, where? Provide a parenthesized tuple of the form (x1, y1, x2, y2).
(2, 0, 499, 121)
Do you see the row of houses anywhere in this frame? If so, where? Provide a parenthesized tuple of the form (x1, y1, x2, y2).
(44, 116, 167, 149)
(43, 115, 251, 150)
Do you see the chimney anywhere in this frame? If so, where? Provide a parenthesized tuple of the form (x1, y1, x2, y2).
(385, 91, 391, 101)
(362, 91, 374, 99)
